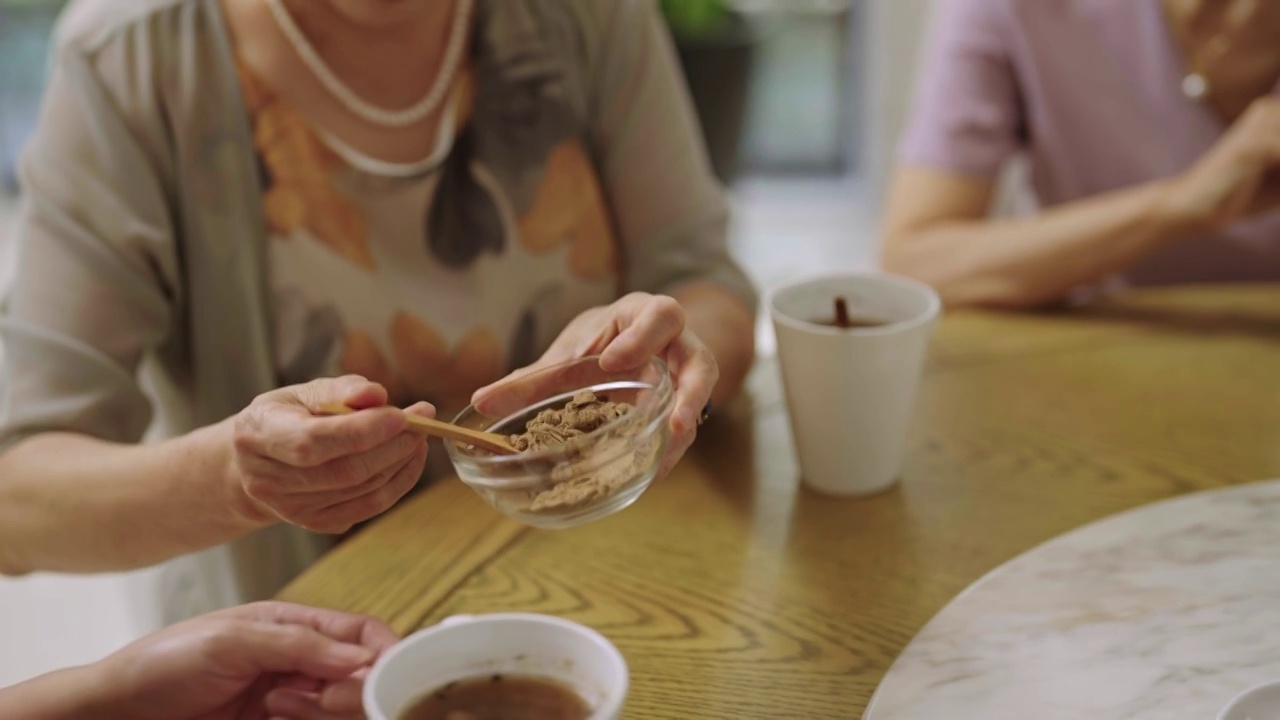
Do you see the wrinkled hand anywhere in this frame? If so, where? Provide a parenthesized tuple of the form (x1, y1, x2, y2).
(233, 376, 432, 533)
(91, 601, 398, 720)
(473, 293, 718, 476)
(1166, 96, 1280, 231)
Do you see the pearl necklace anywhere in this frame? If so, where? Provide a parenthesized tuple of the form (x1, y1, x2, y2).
(1176, 0, 1255, 102)
(265, 0, 473, 128)
(1182, 33, 1231, 101)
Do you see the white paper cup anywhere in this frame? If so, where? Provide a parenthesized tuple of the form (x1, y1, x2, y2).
(364, 613, 628, 720)
(769, 273, 940, 496)
(1218, 680, 1280, 720)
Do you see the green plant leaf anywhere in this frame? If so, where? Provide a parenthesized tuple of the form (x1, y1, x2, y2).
(660, 0, 731, 40)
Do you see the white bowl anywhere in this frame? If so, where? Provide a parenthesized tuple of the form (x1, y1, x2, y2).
(363, 613, 628, 720)
(1218, 680, 1280, 720)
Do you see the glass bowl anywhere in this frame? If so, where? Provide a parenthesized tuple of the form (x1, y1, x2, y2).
(445, 356, 674, 529)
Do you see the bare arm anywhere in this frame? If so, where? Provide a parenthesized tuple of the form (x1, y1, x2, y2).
(0, 666, 107, 720)
(883, 97, 1280, 308)
(0, 377, 432, 576)
(880, 167, 1189, 308)
(0, 423, 260, 575)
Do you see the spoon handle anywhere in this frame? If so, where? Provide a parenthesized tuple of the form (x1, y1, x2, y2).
(318, 403, 516, 455)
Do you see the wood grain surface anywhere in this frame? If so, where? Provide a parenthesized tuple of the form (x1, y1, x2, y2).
(279, 284, 1280, 718)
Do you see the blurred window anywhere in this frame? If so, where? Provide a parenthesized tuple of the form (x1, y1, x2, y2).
(0, 0, 68, 193)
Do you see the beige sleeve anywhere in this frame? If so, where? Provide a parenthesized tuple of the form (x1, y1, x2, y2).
(0, 36, 179, 450)
(584, 0, 758, 311)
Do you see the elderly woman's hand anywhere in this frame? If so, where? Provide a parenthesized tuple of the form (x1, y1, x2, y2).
(1165, 96, 1280, 231)
(473, 292, 718, 477)
(231, 376, 433, 534)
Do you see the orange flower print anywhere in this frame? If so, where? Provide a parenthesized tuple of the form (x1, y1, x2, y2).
(453, 70, 477, 134)
(449, 326, 504, 404)
(237, 60, 376, 270)
(237, 59, 273, 115)
(569, 193, 617, 281)
(339, 329, 404, 401)
(389, 311, 450, 401)
(517, 141, 618, 281)
(263, 185, 306, 236)
(519, 142, 594, 254)
(338, 312, 503, 411)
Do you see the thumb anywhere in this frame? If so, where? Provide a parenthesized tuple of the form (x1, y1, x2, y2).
(470, 358, 606, 419)
(224, 622, 376, 681)
(471, 363, 541, 408)
(471, 332, 600, 409)
(294, 375, 390, 413)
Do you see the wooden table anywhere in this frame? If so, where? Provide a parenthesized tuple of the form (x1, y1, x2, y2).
(278, 284, 1280, 718)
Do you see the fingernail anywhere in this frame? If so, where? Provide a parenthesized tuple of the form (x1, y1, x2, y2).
(407, 402, 436, 418)
(375, 415, 405, 436)
(265, 689, 309, 714)
(319, 681, 363, 713)
(327, 643, 374, 665)
(598, 352, 624, 372)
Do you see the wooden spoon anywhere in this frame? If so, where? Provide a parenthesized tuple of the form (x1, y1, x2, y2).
(318, 403, 517, 455)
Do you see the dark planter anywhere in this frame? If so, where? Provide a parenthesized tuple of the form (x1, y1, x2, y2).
(673, 14, 756, 186)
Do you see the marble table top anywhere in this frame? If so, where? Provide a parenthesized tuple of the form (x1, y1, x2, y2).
(865, 479, 1280, 720)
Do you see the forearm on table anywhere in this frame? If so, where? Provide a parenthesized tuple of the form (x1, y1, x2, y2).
(671, 281, 756, 408)
(0, 419, 269, 575)
(883, 179, 1196, 308)
(0, 664, 111, 720)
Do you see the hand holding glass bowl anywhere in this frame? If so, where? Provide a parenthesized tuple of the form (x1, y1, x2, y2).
(448, 355, 674, 528)
(458, 292, 719, 528)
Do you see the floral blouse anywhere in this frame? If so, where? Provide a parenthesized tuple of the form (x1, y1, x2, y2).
(238, 55, 621, 412)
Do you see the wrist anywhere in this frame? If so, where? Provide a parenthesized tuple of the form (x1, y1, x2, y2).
(73, 661, 127, 717)
(0, 664, 122, 720)
(1151, 176, 1220, 237)
(195, 418, 276, 529)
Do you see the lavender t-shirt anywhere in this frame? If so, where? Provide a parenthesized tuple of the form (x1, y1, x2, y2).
(901, 0, 1280, 287)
